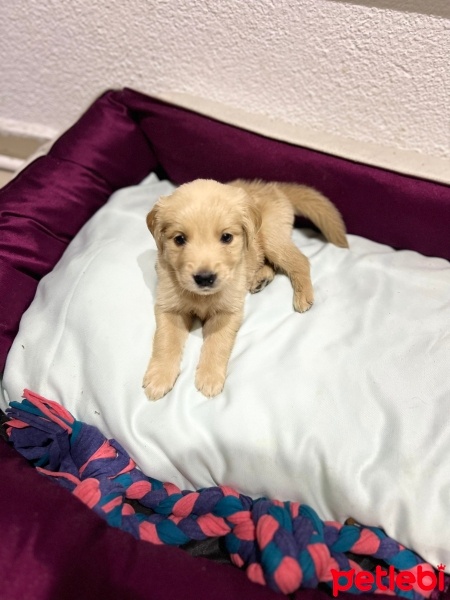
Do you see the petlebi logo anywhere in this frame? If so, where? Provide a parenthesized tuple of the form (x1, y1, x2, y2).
(331, 563, 446, 596)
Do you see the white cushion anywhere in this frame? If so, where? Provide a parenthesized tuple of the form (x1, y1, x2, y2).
(2, 174, 450, 567)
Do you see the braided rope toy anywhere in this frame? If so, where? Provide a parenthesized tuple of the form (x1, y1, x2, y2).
(5, 390, 442, 598)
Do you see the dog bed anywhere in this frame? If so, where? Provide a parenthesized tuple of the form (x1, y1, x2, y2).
(1, 88, 449, 600)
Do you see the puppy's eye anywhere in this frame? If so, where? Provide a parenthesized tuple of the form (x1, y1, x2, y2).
(174, 234, 187, 246)
(220, 233, 233, 244)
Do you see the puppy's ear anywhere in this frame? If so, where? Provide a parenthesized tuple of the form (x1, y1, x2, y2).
(146, 197, 166, 251)
(241, 198, 262, 250)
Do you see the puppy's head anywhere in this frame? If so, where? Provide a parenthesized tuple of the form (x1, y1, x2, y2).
(147, 179, 260, 295)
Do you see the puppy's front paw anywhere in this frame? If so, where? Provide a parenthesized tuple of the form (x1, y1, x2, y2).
(293, 286, 314, 313)
(142, 364, 178, 401)
(195, 366, 225, 398)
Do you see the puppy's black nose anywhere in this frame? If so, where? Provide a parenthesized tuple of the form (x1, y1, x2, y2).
(193, 271, 217, 288)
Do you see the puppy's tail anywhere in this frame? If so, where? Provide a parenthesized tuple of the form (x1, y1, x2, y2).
(232, 179, 349, 248)
(277, 182, 349, 248)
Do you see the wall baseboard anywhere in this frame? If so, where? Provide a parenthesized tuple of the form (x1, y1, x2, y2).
(0, 155, 24, 172)
(1, 104, 448, 185)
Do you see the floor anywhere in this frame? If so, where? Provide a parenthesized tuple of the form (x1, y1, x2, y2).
(0, 170, 15, 188)
(0, 133, 45, 188)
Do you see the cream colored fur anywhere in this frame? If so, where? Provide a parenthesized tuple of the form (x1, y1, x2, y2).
(143, 179, 348, 400)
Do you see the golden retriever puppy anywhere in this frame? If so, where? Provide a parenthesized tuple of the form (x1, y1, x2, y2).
(143, 179, 348, 400)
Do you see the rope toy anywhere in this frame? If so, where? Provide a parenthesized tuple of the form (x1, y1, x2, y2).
(5, 390, 443, 598)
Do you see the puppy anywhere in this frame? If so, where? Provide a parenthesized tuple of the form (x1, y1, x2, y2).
(143, 179, 348, 400)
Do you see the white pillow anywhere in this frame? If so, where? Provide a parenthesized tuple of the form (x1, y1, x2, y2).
(2, 174, 450, 568)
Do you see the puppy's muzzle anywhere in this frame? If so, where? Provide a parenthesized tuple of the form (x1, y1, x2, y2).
(193, 271, 217, 288)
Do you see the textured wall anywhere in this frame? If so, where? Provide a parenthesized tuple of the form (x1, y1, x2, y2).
(1, 0, 449, 166)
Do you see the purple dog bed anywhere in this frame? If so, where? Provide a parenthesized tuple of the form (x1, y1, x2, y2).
(1, 88, 449, 600)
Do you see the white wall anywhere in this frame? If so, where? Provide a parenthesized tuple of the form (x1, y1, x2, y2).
(1, 0, 449, 180)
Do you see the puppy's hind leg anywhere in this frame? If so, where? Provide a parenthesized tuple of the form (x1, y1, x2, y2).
(143, 309, 193, 400)
(264, 240, 313, 312)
